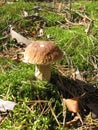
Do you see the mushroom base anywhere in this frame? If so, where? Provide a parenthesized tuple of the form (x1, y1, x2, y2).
(35, 64, 51, 81)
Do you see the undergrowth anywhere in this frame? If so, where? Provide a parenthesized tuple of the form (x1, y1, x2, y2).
(0, 0, 98, 129)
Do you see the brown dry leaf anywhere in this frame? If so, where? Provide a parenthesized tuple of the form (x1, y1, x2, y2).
(31, 31, 36, 35)
(63, 98, 79, 113)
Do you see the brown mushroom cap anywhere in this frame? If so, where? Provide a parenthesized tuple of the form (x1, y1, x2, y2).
(23, 41, 63, 65)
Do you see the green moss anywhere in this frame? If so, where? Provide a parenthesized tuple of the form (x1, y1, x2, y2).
(0, 0, 98, 129)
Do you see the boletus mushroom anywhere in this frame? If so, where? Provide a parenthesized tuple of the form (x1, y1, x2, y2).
(23, 41, 63, 81)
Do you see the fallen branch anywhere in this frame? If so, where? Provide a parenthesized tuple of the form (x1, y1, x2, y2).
(63, 5, 92, 21)
(49, 4, 93, 33)
(65, 17, 80, 26)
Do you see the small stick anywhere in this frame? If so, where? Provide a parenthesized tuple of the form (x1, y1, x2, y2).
(28, 100, 60, 126)
(77, 112, 83, 125)
(62, 99, 67, 126)
(64, 116, 80, 127)
(69, 0, 72, 21)
(85, 20, 93, 34)
(48, 102, 60, 126)
(4, 85, 11, 100)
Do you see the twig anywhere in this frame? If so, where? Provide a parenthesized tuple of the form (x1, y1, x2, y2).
(69, 0, 72, 21)
(0, 113, 9, 126)
(0, 36, 8, 41)
(64, 116, 80, 127)
(48, 102, 60, 126)
(75, 12, 92, 21)
(62, 99, 67, 126)
(28, 100, 60, 126)
(63, 5, 92, 21)
(4, 84, 11, 100)
(64, 17, 79, 26)
(41, 105, 50, 115)
(85, 20, 93, 34)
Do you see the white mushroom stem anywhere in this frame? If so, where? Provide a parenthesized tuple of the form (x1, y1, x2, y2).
(35, 64, 51, 81)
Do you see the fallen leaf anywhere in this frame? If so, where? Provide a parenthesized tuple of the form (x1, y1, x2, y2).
(23, 10, 28, 17)
(63, 97, 79, 113)
(73, 68, 85, 82)
(37, 28, 44, 37)
(10, 26, 32, 45)
(0, 99, 16, 112)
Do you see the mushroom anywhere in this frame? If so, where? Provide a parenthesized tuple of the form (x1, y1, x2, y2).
(23, 41, 63, 81)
